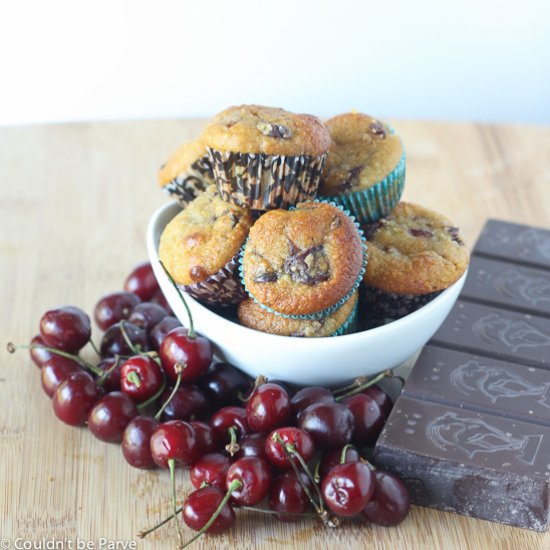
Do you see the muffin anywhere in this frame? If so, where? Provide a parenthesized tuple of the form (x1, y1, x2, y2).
(363, 202, 469, 320)
(202, 105, 331, 210)
(159, 186, 253, 305)
(318, 112, 405, 224)
(238, 291, 358, 337)
(241, 201, 366, 319)
(158, 139, 214, 207)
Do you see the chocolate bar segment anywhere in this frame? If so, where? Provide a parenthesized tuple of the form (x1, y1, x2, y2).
(405, 345, 550, 427)
(374, 396, 550, 531)
(431, 300, 550, 369)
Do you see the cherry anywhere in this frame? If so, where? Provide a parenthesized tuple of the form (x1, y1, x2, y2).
(234, 433, 267, 460)
(361, 470, 410, 526)
(87, 391, 138, 443)
(53, 371, 104, 426)
(190, 453, 232, 490)
(265, 427, 315, 470)
(40, 306, 91, 352)
(343, 393, 386, 447)
(120, 356, 164, 403)
(158, 385, 209, 422)
(99, 321, 148, 358)
(269, 471, 313, 522)
(128, 302, 168, 332)
(362, 385, 393, 418)
(149, 316, 181, 351)
(159, 327, 212, 383)
(198, 362, 252, 407)
(318, 445, 362, 480)
(321, 462, 374, 517)
(298, 402, 355, 450)
(150, 288, 173, 314)
(182, 486, 236, 535)
(29, 334, 54, 368)
(40, 355, 81, 398)
(226, 456, 272, 506)
(290, 386, 334, 423)
(190, 421, 220, 455)
(122, 416, 159, 469)
(95, 357, 122, 392)
(149, 420, 199, 469)
(124, 261, 160, 301)
(210, 406, 250, 452)
(246, 383, 290, 433)
(94, 292, 141, 331)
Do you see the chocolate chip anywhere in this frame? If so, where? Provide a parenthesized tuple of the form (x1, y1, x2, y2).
(254, 271, 279, 283)
(228, 212, 240, 229)
(369, 122, 387, 138)
(409, 228, 433, 239)
(257, 122, 292, 139)
(284, 241, 330, 285)
(190, 265, 209, 282)
(363, 220, 385, 240)
(447, 226, 464, 245)
(338, 166, 363, 192)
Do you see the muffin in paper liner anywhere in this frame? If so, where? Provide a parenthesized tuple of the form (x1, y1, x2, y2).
(239, 201, 368, 320)
(364, 285, 442, 323)
(207, 148, 326, 210)
(180, 251, 248, 307)
(319, 151, 406, 225)
(163, 154, 214, 208)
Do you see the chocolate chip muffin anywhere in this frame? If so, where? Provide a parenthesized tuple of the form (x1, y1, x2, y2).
(364, 201, 469, 320)
(238, 291, 358, 337)
(159, 186, 253, 305)
(202, 105, 331, 210)
(241, 201, 366, 319)
(318, 112, 406, 224)
(158, 138, 214, 207)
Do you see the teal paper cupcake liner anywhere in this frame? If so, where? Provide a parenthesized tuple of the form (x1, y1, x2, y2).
(239, 201, 368, 320)
(318, 150, 406, 225)
(330, 300, 358, 337)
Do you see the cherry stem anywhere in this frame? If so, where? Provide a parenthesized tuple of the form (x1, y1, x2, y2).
(137, 375, 167, 412)
(137, 506, 183, 539)
(119, 320, 142, 355)
(168, 458, 184, 548)
(159, 260, 195, 338)
(96, 356, 121, 387)
(225, 426, 240, 456)
(340, 444, 357, 464)
(180, 478, 242, 549)
(127, 371, 142, 388)
(239, 505, 317, 518)
(7, 342, 102, 376)
(332, 376, 368, 395)
(154, 367, 183, 420)
(88, 339, 102, 357)
(313, 455, 322, 483)
(334, 370, 392, 401)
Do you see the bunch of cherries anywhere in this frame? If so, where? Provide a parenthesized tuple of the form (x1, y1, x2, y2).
(9, 261, 410, 548)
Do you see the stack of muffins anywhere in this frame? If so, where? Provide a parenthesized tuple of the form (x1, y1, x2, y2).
(158, 105, 469, 337)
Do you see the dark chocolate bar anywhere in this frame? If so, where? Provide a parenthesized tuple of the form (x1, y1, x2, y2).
(374, 218, 550, 531)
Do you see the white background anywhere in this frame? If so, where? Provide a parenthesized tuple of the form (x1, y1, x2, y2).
(1, 0, 549, 126)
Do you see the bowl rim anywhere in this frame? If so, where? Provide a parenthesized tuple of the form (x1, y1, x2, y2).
(147, 200, 468, 346)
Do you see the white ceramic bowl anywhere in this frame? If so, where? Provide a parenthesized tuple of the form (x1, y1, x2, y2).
(147, 202, 467, 386)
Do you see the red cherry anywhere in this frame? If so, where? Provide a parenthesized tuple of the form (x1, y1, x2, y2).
(122, 416, 159, 469)
(99, 321, 148, 358)
(198, 362, 252, 407)
(30, 334, 54, 368)
(318, 445, 362, 480)
(343, 393, 386, 447)
(361, 470, 410, 526)
(298, 402, 355, 450)
(362, 385, 393, 417)
(269, 471, 313, 522)
(265, 427, 314, 470)
(234, 433, 267, 460)
(40, 306, 91, 352)
(226, 456, 272, 506)
(210, 406, 250, 446)
(246, 383, 290, 433)
(321, 462, 374, 517)
(124, 261, 160, 301)
(95, 357, 122, 392)
(189, 421, 220, 455)
(190, 453, 232, 490)
(128, 302, 168, 332)
(53, 371, 104, 426)
(94, 291, 141, 331)
(149, 316, 181, 351)
(149, 420, 199, 469)
(150, 288, 173, 314)
(158, 384, 209, 422)
(290, 386, 334, 423)
(40, 355, 81, 398)
(87, 391, 138, 443)
(182, 487, 235, 534)
(120, 356, 164, 403)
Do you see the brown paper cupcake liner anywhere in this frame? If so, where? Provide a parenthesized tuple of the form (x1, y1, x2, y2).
(207, 147, 326, 210)
(180, 252, 247, 306)
(163, 155, 214, 208)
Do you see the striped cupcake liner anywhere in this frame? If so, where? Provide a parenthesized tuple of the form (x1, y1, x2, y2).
(181, 251, 248, 307)
(318, 150, 406, 225)
(364, 285, 442, 323)
(239, 201, 368, 320)
(162, 155, 214, 208)
(207, 147, 326, 211)
(330, 299, 359, 337)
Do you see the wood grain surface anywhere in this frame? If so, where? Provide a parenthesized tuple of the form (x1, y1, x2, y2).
(1, 119, 550, 550)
